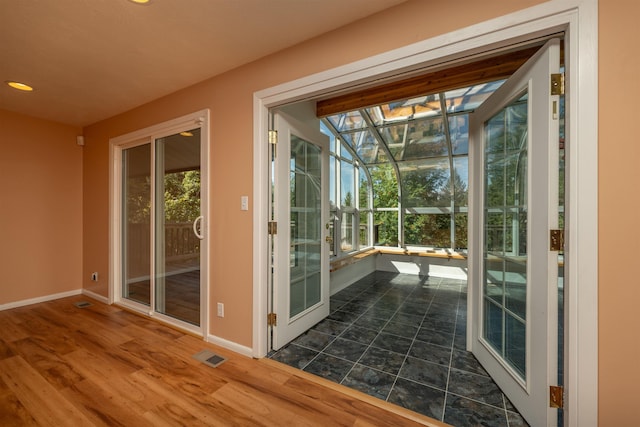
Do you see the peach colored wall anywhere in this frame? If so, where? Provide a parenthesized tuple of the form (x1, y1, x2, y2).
(599, 1, 640, 424)
(82, 0, 545, 348)
(0, 109, 82, 305)
(83, 0, 545, 349)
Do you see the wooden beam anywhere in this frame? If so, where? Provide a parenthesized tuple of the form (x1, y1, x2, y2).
(316, 46, 541, 118)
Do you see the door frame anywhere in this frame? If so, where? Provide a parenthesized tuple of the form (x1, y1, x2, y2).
(252, 2, 597, 426)
(109, 109, 211, 338)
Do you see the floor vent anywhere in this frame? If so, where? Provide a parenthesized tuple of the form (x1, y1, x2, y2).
(73, 301, 93, 308)
(192, 350, 226, 368)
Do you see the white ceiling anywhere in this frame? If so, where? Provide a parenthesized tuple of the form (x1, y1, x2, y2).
(0, 0, 407, 127)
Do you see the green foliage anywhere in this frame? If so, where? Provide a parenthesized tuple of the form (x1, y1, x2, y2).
(126, 176, 151, 223)
(367, 161, 469, 249)
(164, 170, 201, 222)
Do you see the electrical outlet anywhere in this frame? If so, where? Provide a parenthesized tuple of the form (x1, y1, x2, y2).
(240, 196, 249, 211)
(217, 302, 224, 317)
(91, 272, 99, 281)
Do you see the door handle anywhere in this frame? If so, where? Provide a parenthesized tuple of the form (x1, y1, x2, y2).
(193, 215, 204, 240)
(325, 236, 333, 244)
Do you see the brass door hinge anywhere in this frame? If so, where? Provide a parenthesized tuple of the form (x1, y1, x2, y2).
(268, 221, 278, 235)
(267, 312, 277, 326)
(550, 229, 564, 251)
(550, 385, 564, 408)
(551, 73, 565, 96)
(268, 130, 278, 144)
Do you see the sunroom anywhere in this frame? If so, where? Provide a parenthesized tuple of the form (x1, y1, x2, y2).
(269, 39, 565, 426)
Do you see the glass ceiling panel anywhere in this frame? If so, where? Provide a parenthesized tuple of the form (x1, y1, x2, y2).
(449, 115, 469, 155)
(366, 94, 442, 125)
(381, 116, 448, 161)
(341, 130, 388, 165)
(326, 110, 367, 132)
(444, 80, 505, 113)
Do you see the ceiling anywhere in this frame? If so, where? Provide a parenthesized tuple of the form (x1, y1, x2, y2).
(0, 0, 407, 127)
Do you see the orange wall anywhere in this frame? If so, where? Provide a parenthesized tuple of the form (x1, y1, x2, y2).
(599, 0, 640, 424)
(0, 109, 82, 305)
(6, 0, 636, 422)
(82, 0, 543, 349)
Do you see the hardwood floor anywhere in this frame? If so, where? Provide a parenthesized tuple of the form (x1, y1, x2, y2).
(0, 295, 449, 426)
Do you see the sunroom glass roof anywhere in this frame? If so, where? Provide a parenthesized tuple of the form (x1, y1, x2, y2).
(324, 79, 505, 166)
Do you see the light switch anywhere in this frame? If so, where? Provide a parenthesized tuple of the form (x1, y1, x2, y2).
(241, 196, 249, 211)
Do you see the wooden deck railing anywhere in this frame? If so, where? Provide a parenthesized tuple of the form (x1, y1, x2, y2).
(126, 222, 200, 277)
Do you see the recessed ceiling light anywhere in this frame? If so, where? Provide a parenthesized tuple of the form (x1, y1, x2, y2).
(128, 0, 151, 4)
(6, 81, 34, 92)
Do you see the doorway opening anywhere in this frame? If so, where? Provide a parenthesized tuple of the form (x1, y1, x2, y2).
(266, 37, 565, 426)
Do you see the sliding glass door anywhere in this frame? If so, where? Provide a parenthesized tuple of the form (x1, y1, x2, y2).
(115, 111, 208, 333)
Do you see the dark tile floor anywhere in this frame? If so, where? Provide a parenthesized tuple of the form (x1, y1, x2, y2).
(270, 271, 529, 427)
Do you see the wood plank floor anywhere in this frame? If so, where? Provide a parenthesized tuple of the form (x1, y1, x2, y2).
(0, 295, 450, 426)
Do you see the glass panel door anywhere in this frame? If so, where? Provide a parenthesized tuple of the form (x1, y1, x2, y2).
(122, 144, 151, 305)
(483, 93, 529, 379)
(469, 38, 560, 426)
(272, 111, 329, 350)
(154, 129, 202, 325)
(290, 136, 322, 317)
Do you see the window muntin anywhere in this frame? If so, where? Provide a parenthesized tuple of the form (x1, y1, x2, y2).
(323, 79, 508, 252)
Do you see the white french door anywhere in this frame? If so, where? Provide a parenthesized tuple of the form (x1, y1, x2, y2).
(270, 111, 330, 350)
(469, 39, 561, 426)
(112, 111, 209, 335)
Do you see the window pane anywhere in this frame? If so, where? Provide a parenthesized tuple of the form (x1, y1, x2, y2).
(341, 212, 354, 251)
(399, 158, 451, 208)
(366, 94, 441, 124)
(122, 144, 151, 306)
(404, 213, 451, 247)
(329, 155, 336, 209)
(453, 157, 469, 206)
(449, 115, 469, 155)
(340, 160, 355, 207)
(370, 164, 398, 209)
(338, 140, 353, 161)
(374, 211, 398, 246)
(342, 130, 380, 164)
(359, 211, 370, 248)
(454, 212, 468, 250)
(326, 111, 367, 132)
(444, 80, 505, 114)
(359, 168, 370, 209)
(402, 116, 448, 160)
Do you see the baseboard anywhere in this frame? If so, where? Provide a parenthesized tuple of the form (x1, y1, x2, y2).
(0, 289, 83, 311)
(82, 289, 110, 305)
(206, 334, 253, 358)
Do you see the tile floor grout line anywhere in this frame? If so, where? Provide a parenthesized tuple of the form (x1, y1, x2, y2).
(338, 276, 414, 389)
(442, 287, 463, 423)
(384, 277, 438, 404)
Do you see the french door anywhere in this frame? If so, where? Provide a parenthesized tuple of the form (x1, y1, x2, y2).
(469, 39, 561, 426)
(270, 111, 330, 350)
(113, 111, 209, 335)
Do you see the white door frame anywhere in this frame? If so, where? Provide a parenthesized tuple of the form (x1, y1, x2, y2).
(252, 2, 597, 426)
(109, 109, 211, 338)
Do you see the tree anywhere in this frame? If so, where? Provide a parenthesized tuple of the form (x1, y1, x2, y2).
(164, 170, 201, 223)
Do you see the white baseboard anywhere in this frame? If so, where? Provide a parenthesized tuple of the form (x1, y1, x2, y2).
(82, 289, 110, 304)
(206, 334, 253, 358)
(0, 289, 83, 311)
